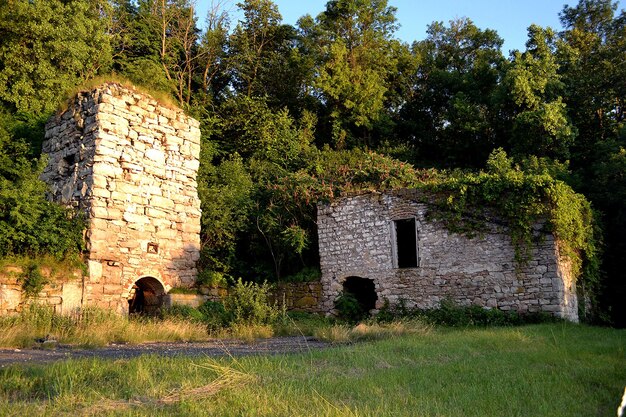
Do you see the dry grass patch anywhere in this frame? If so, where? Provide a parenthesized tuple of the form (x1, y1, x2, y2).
(60, 74, 179, 113)
(210, 323, 275, 343)
(0, 306, 208, 348)
(314, 319, 430, 343)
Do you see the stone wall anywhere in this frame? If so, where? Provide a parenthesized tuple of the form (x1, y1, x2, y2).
(0, 266, 84, 315)
(41, 83, 201, 314)
(317, 190, 578, 321)
(271, 282, 323, 313)
(0, 268, 321, 316)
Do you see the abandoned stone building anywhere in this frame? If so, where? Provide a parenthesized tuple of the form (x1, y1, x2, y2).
(37, 83, 202, 314)
(0, 82, 579, 321)
(317, 190, 579, 322)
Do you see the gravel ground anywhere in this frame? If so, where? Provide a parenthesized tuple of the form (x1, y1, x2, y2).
(0, 337, 330, 367)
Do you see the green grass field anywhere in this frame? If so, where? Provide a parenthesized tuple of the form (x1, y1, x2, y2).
(1, 323, 624, 416)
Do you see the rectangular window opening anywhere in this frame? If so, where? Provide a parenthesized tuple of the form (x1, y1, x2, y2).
(147, 242, 159, 254)
(394, 218, 418, 268)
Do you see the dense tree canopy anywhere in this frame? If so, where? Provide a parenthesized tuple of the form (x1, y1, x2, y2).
(0, 0, 112, 115)
(0, 0, 624, 324)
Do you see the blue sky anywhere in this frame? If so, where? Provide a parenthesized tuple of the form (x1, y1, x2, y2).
(197, 0, 624, 54)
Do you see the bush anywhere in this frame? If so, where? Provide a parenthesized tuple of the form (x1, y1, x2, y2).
(198, 301, 230, 331)
(223, 279, 280, 325)
(377, 298, 560, 327)
(18, 261, 48, 297)
(161, 304, 206, 323)
(196, 270, 228, 288)
(334, 291, 366, 323)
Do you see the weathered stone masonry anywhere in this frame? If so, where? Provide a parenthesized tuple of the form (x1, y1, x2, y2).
(40, 83, 202, 314)
(317, 190, 578, 322)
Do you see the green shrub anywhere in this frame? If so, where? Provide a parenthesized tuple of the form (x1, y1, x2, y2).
(376, 298, 410, 323)
(19, 261, 47, 297)
(377, 298, 561, 327)
(334, 291, 366, 323)
(198, 301, 230, 331)
(196, 269, 228, 288)
(161, 304, 206, 323)
(223, 279, 280, 325)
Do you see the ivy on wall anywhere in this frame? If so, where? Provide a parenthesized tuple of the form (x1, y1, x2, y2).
(271, 148, 599, 314)
(423, 149, 599, 311)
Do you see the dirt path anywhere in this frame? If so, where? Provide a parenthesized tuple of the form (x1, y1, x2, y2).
(0, 336, 330, 367)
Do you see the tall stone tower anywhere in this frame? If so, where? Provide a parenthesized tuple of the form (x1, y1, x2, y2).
(42, 83, 202, 314)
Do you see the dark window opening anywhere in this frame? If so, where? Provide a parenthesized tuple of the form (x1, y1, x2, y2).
(395, 218, 418, 268)
(342, 276, 378, 315)
(147, 242, 159, 254)
(128, 277, 165, 315)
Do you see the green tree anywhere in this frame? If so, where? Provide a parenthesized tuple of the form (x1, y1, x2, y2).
(197, 154, 254, 273)
(110, 0, 201, 106)
(0, 113, 84, 258)
(504, 25, 576, 159)
(228, 0, 282, 97)
(557, 0, 626, 324)
(399, 18, 505, 167)
(307, 0, 400, 148)
(0, 0, 112, 114)
(195, 1, 231, 105)
(558, 0, 624, 165)
(204, 95, 318, 280)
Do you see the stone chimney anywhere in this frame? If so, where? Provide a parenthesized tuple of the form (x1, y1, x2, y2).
(42, 83, 201, 314)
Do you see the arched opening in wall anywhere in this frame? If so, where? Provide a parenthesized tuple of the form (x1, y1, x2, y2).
(341, 276, 378, 317)
(128, 277, 166, 315)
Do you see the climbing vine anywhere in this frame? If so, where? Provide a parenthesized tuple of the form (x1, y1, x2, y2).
(420, 149, 599, 312)
(274, 148, 598, 306)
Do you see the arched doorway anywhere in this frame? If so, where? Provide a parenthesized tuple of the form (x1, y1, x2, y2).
(342, 276, 378, 315)
(128, 276, 166, 315)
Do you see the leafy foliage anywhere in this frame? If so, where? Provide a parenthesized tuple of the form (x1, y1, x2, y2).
(504, 26, 576, 159)
(334, 291, 366, 323)
(223, 279, 281, 325)
(423, 149, 598, 300)
(0, 114, 84, 259)
(400, 18, 505, 167)
(0, 0, 112, 114)
(377, 298, 560, 327)
(0, 0, 623, 323)
(18, 262, 48, 298)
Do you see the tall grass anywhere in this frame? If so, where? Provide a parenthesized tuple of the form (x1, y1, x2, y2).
(0, 305, 208, 348)
(0, 324, 623, 416)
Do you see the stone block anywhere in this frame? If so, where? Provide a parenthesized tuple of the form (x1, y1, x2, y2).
(150, 196, 175, 210)
(145, 148, 166, 164)
(180, 222, 201, 234)
(164, 293, 206, 309)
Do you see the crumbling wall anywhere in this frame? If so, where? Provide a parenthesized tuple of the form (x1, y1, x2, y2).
(0, 265, 84, 315)
(317, 191, 578, 321)
(42, 83, 202, 314)
(271, 282, 323, 313)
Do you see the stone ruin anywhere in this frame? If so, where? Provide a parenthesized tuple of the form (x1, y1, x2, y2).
(0, 83, 580, 321)
(40, 83, 201, 314)
(317, 190, 579, 322)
